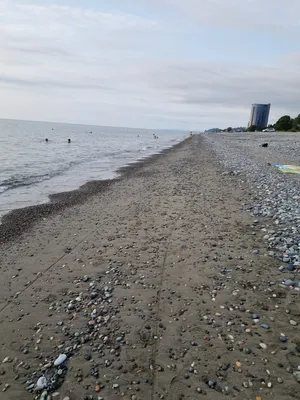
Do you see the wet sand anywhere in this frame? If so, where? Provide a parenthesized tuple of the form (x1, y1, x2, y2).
(0, 135, 298, 399)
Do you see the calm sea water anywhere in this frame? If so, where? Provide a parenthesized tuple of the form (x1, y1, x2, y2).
(0, 119, 186, 217)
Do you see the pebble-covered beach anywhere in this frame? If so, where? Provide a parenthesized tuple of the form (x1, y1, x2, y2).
(205, 132, 300, 282)
(0, 133, 300, 400)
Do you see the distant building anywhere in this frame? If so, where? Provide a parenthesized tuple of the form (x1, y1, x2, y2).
(248, 103, 271, 128)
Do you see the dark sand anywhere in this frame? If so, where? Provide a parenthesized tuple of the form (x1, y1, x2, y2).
(0, 140, 188, 243)
(0, 136, 298, 400)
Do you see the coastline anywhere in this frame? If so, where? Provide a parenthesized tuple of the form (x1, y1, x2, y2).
(0, 138, 188, 243)
(0, 134, 299, 399)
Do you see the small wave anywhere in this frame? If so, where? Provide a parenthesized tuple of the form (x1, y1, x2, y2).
(0, 159, 85, 194)
(141, 145, 153, 151)
(0, 172, 56, 193)
(0, 186, 8, 194)
(0, 155, 91, 193)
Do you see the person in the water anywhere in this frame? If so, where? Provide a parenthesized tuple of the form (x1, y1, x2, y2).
(68, 139, 71, 143)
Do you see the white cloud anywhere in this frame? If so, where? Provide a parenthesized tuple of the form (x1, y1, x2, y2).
(0, 1, 300, 129)
(131, 0, 300, 33)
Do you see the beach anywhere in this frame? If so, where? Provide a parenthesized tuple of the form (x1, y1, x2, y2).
(0, 133, 300, 400)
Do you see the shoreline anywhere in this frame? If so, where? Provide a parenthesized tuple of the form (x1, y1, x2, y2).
(0, 134, 300, 399)
(0, 138, 188, 244)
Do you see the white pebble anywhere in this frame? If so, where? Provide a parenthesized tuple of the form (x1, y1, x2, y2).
(54, 354, 67, 366)
(36, 376, 47, 390)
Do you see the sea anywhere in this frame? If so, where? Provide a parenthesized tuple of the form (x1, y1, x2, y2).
(0, 119, 186, 217)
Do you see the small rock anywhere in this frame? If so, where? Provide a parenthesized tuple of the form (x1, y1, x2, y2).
(290, 320, 298, 326)
(54, 354, 67, 366)
(259, 343, 267, 350)
(208, 380, 216, 389)
(40, 391, 48, 400)
(36, 376, 47, 390)
(261, 324, 269, 329)
(2, 383, 10, 392)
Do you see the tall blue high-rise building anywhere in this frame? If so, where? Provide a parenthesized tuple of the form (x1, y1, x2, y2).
(248, 103, 271, 128)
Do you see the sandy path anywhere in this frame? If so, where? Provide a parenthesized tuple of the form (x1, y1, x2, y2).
(0, 136, 298, 400)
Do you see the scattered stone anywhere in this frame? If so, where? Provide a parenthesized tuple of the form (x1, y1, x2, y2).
(54, 354, 67, 366)
(261, 324, 269, 329)
(259, 343, 267, 350)
(36, 376, 47, 390)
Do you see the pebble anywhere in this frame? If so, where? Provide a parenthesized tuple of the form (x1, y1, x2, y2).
(261, 323, 269, 329)
(2, 383, 10, 391)
(259, 343, 267, 350)
(208, 380, 216, 388)
(40, 391, 48, 400)
(36, 376, 47, 390)
(290, 320, 298, 326)
(54, 354, 67, 366)
(280, 336, 288, 343)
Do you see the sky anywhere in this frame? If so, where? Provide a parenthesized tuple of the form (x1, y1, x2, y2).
(1, 0, 300, 130)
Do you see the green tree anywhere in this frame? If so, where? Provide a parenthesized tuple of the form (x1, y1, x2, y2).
(227, 127, 232, 132)
(274, 115, 293, 131)
(246, 125, 262, 132)
(246, 125, 256, 132)
(292, 114, 300, 131)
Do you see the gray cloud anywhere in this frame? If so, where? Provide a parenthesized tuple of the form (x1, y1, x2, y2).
(0, 1, 300, 129)
(143, 58, 300, 119)
(128, 0, 300, 34)
(0, 74, 117, 91)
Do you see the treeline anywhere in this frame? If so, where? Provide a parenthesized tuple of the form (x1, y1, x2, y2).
(247, 114, 300, 132)
(273, 114, 300, 132)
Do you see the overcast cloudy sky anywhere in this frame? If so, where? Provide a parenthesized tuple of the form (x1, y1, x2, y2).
(1, 0, 299, 129)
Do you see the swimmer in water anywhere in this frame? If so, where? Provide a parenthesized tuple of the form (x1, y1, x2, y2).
(45, 138, 49, 142)
(68, 138, 71, 143)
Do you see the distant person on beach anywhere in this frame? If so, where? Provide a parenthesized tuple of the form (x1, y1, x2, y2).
(68, 139, 71, 143)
